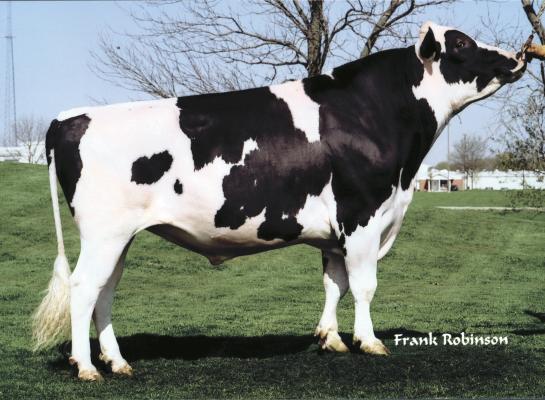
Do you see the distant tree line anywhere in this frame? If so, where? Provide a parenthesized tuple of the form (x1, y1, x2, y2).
(435, 135, 511, 172)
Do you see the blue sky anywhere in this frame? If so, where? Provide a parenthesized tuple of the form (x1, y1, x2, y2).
(1, 0, 531, 164)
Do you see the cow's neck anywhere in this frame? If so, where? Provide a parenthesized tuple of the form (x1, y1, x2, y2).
(411, 63, 455, 136)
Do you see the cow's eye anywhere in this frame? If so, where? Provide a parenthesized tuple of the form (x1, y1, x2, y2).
(456, 40, 465, 49)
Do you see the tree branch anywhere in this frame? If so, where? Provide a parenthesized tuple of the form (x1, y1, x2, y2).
(92, 0, 456, 97)
(522, 0, 545, 44)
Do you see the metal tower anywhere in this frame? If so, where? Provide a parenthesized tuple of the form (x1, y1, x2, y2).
(3, 1, 17, 146)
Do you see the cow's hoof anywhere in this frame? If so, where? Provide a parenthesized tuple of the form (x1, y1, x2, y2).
(317, 330, 349, 353)
(69, 357, 104, 381)
(112, 363, 133, 377)
(98, 352, 110, 364)
(358, 338, 390, 356)
(315, 327, 349, 353)
(99, 353, 133, 377)
(78, 369, 104, 382)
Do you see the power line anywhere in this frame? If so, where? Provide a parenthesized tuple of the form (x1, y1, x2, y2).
(3, 1, 17, 146)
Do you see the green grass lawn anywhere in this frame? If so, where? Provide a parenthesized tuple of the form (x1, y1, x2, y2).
(1, 162, 544, 399)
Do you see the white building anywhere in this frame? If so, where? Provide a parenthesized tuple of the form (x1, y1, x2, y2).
(467, 170, 545, 190)
(0, 141, 46, 164)
(416, 164, 545, 191)
(416, 164, 465, 192)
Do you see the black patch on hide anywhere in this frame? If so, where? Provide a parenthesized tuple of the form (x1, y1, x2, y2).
(131, 151, 173, 185)
(45, 114, 90, 215)
(174, 179, 184, 194)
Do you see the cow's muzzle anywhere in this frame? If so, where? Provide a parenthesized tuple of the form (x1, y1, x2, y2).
(496, 61, 526, 84)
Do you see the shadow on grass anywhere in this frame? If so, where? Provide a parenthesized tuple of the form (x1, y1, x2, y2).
(46, 327, 545, 398)
(512, 309, 545, 336)
(51, 327, 452, 365)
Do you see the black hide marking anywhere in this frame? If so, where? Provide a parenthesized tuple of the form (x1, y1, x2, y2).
(177, 88, 277, 170)
(177, 87, 329, 242)
(338, 233, 347, 256)
(131, 151, 173, 185)
(176, 46, 438, 241)
(440, 30, 518, 91)
(257, 218, 303, 242)
(174, 179, 183, 194)
(45, 115, 90, 215)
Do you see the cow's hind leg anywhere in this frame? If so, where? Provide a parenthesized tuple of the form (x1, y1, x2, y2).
(345, 227, 389, 355)
(93, 240, 133, 376)
(315, 250, 349, 352)
(70, 236, 132, 381)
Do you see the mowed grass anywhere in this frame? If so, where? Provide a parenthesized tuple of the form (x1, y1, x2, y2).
(1, 162, 545, 399)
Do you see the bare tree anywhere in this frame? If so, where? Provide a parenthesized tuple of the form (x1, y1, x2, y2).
(451, 134, 488, 189)
(91, 0, 454, 97)
(499, 1, 545, 176)
(434, 160, 450, 170)
(499, 94, 545, 173)
(482, 1, 545, 174)
(8, 116, 48, 164)
(521, 0, 545, 94)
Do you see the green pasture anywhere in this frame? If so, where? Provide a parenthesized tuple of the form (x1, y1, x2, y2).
(1, 162, 544, 398)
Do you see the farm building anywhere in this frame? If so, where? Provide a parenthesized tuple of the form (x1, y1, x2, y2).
(467, 170, 545, 190)
(0, 142, 46, 164)
(416, 164, 545, 191)
(416, 165, 465, 191)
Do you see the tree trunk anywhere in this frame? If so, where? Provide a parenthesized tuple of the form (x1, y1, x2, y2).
(360, 0, 407, 58)
(307, 0, 324, 77)
(522, 0, 545, 44)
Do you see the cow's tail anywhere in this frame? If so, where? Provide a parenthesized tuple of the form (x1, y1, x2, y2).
(32, 147, 72, 351)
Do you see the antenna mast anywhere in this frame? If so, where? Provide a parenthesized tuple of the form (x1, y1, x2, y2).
(3, 1, 17, 146)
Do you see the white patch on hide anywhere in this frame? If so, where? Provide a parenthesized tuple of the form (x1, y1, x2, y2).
(239, 139, 258, 164)
(269, 80, 321, 142)
(343, 170, 414, 262)
(296, 176, 338, 241)
(58, 99, 176, 121)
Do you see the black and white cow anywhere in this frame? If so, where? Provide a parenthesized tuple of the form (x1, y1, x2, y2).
(33, 22, 525, 381)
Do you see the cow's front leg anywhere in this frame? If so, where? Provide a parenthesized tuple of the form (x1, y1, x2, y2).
(315, 250, 349, 352)
(345, 227, 389, 355)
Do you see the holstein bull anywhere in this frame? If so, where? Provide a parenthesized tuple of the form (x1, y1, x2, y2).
(34, 22, 525, 381)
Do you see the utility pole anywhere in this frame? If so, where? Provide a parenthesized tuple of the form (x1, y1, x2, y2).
(3, 1, 17, 146)
(447, 124, 451, 192)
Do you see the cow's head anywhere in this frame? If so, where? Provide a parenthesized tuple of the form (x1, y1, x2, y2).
(413, 21, 525, 131)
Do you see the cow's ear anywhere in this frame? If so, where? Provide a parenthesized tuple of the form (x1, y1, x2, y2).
(419, 28, 440, 62)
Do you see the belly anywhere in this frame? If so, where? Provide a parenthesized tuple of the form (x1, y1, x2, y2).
(138, 161, 338, 262)
(147, 223, 338, 265)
